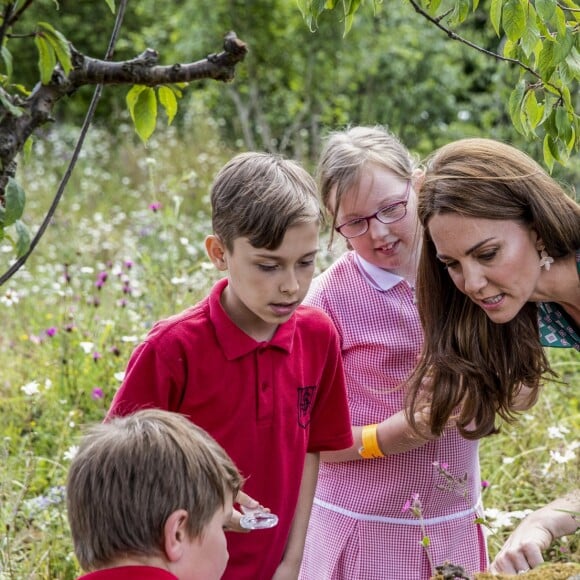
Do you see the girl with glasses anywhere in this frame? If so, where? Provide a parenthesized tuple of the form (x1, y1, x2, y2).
(298, 126, 487, 580)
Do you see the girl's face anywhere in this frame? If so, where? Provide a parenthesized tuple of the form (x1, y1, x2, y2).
(427, 214, 541, 324)
(330, 164, 421, 280)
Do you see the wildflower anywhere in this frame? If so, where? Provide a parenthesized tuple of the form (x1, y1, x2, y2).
(45, 327, 57, 337)
(548, 425, 570, 439)
(92, 351, 102, 362)
(481, 480, 490, 489)
(63, 445, 79, 461)
(114, 371, 125, 382)
(149, 201, 162, 212)
(124, 259, 134, 269)
(79, 342, 94, 354)
(0, 288, 19, 306)
(91, 387, 104, 400)
(21, 380, 40, 396)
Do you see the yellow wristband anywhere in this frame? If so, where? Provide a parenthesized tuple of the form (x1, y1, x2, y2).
(358, 424, 385, 459)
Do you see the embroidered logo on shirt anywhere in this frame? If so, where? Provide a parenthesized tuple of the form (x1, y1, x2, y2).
(297, 386, 316, 428)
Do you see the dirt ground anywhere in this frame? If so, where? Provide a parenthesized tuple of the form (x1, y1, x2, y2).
(432, 561, 580, 579)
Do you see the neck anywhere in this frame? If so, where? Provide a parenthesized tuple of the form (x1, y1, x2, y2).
(534, 253, 580, 325)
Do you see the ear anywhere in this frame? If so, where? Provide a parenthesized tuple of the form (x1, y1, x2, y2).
(411, 168, 425, 193)
(205, 235, 228, 271)
(163, 509, 189, 563)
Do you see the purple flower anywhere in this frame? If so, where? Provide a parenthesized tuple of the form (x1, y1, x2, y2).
(481, 480, 490, 489)
(149, 202, 162, 212)
(91, 387, 104, 400)
(92, 351, 102, 361)
(45, 327, 57, 337)
(124, 260, 134, 270)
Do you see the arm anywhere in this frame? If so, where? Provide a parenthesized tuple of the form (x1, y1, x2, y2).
(271, 452, 320, 580)
(490, 492, 580, 574)
(321, 406, 435, 463)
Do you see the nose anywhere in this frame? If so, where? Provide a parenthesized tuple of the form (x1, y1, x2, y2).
(280, 269, 299, 295)
(462, 264, 487, 295)
(367, 216, 390, 238)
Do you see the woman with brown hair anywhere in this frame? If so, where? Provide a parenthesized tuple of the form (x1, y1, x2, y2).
(406, 137, 580, 574)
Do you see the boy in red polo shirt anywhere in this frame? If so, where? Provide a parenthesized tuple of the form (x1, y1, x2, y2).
(107, 152, 353, 580)
(68, 409, 242, 580)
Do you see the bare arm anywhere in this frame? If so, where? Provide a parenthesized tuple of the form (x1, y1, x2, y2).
(320, 407, 435, 462)
(490, 492, 580, 574)
(272, 452, 320, 579)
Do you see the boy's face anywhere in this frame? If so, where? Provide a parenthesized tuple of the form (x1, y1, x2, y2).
(208, 222, 319, 342)
(178, 499, 233, 580)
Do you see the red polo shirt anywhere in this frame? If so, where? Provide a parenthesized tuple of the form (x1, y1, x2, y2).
(78, 567, 177, 580)
(108, 278, 353, 580)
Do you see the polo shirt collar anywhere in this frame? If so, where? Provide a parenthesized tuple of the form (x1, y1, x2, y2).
(208, 278, 295, 360)
(354, 253, 404, 291)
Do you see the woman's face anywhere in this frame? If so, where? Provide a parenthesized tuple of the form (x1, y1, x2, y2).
(330, 164, 421, 280)
(427, 214, 541, 324)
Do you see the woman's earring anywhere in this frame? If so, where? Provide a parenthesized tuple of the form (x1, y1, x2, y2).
(538, 245, 554, 271)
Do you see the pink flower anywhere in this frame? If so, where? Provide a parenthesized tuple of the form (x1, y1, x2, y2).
(149, 202, 162, 212)
(481, 480, 490, 488)
(91, 387, 104, 400)
(402, 499, 411, 513)
(45, 327, 57, 337)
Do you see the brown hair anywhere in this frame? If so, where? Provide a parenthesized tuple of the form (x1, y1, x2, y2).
(210, 151, 322, 251)
(317, 125, 418, 242)
(67, 409, 242, 571)
(406, 138, 580, 439)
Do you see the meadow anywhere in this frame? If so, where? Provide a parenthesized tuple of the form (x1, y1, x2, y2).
(0, 113, 578, 579)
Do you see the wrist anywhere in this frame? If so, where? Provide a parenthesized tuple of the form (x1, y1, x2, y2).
(358, 424, 385, 459)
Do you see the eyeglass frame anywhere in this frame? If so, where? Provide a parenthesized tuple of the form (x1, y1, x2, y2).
(334, 180, 411, 239)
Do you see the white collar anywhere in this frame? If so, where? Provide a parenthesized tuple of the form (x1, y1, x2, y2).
(354, 253, 405, 292)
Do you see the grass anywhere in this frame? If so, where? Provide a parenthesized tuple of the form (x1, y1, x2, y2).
(0, 118, 579, 579)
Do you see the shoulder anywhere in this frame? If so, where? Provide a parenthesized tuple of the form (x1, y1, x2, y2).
(294, 305, 339, 338)
(146, 297, 211, 344)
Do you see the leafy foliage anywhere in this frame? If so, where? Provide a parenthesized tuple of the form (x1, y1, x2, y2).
(300, 0, 580, 170)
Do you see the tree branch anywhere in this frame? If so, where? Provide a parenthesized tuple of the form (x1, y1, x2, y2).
(0, 31, 247, 197)
(406, 0, 562, 96)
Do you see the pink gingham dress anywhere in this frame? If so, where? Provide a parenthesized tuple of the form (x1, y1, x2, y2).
(299, 252, 487, 580)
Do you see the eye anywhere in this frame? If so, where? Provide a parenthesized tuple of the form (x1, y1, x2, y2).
(441, 260, 459, 271)
(299, 258, 315, 267)
(478, 250, 498, 262)
(258, 264, 278, 272)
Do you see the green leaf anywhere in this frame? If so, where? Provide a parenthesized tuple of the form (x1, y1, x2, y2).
(508, 79, 526, 135)
(543, 134, 556, 172)
(555, 105, 572, 143)
(538, 40, 557, 80)
(535, 0, 557, 22)
(421, 536, 431, 548)
(34, 35, 56, 85)
(158, 86, 178, 125)
(0, 91, 23, 117)
(449, 0, 470, 26)
(564, 47, 580, 79)
(520, 15, 541, 58)
(490, 0, 502, 36)
(523, 90, 543, 129)
(1, 44, 13, 78)
(13, 220, 31, 258)
(4, 177, 25, 227)
(126, 85, 157, 143)
(22, 136, 34, 163)
(37, 22, 72, 75)
(502, 0, 526, 42)
(104, 0, 116, 13)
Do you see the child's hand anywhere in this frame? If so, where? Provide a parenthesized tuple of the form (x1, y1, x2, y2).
(226, 490, 268, 533)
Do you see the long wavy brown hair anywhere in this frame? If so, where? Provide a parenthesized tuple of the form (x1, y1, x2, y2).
(406, 138, 580, 439)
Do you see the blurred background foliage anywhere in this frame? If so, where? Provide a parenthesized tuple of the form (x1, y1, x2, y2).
(11, 0, 579, 186)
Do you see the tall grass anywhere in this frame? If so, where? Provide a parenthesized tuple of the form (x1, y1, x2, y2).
(0, 116, 578, 579)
